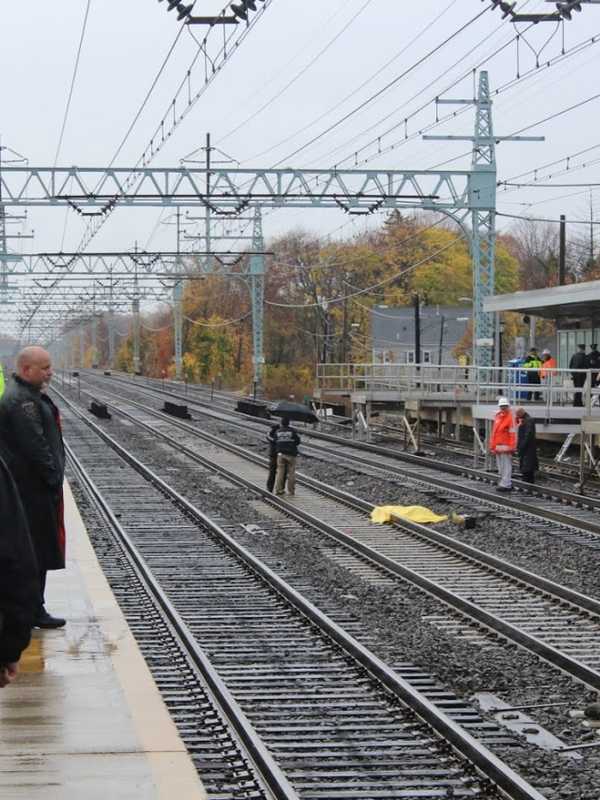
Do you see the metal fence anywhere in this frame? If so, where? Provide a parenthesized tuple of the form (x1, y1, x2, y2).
(316, 362, 600, 413)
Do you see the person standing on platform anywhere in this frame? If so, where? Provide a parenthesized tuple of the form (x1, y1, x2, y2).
(569, 343, 588, 407)
(515, 407, 538, 484)
(539, 349, 557, 381)
(0, 347, 66, 629)
(523, 348, 542, 401)
(490, 397, 517, 492)
(272, 417, 301, 497)
(0, 453, 38, 687)
(587, 343, 600, 388)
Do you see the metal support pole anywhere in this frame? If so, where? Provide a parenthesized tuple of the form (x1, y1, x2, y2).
(173, 207, 184, 380)
(250, 206, 265, 396)
(91, 314, 98, 366)
(173, 280, 183, 380)
(132, 296, 141, 373)
(413, 294, 421, 366)
(107, 310, 115, 368)
(529, 316, 536, 349)
(559, 214, 566, 286)
(79, 325, 85, 367)
(470, 71, 496, 367)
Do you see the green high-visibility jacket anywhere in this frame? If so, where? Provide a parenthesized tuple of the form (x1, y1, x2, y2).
(0, 364, 4, 398)
(523, 356, 542, 370)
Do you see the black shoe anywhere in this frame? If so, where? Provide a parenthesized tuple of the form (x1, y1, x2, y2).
(495, 486, 512, 493)
(34, 610, 66, 629)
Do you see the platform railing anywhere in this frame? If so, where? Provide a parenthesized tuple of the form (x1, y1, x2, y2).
(316, 362, 600, 414)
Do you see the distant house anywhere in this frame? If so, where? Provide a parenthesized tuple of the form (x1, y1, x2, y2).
(370, 305, 471, 366)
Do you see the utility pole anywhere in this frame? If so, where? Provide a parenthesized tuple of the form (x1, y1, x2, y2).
(249, 206, 265, 395)
(132, 249, 141, 374)
(438, 315, 445, 366)
(590, 191, 595, 271)
(107, 276, 115, 368)
(413, 294, 421, 366)
(91, 285, 98, 366)
(79, 324, 85, 367)
(173, 207, 183, 380)
(321, 301, 330, 365)
(559, 214, 566, 286)
(424, 71, 542, 366)
(341, 292, 349, 363)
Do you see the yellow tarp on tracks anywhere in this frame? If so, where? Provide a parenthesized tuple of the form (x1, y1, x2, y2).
(370, 505, 448, 525)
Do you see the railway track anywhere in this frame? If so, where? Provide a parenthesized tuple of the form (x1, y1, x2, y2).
(74, 370, 600, 543)
(61, 394, 546, 800)
(58, 384, 600, 698)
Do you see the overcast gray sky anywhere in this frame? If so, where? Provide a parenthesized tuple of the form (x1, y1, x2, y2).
(2, 1, 600, 331)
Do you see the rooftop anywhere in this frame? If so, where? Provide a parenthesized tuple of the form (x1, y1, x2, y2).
(483, 280, 600, 321)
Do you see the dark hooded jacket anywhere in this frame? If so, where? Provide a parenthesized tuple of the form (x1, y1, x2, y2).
(517, 413, 539, 475)
(268, 424, 300, 457)
(0, 455, 38, 664)
(0, 375, 66, 571)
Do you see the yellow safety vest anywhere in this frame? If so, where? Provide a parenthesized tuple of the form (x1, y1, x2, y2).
(0, 363, 4, 398)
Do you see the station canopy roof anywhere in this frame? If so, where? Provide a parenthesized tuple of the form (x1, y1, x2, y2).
(483, 280, 600, 322)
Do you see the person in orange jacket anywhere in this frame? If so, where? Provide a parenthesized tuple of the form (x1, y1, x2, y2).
(490, 397, 517, 492)
(539, 349, 557, 381)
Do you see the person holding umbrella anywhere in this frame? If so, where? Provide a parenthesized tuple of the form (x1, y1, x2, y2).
(269, 417, 301, 497)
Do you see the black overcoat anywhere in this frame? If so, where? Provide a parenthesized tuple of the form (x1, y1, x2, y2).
(0, 455, 38, 664)
(517, 415, 539, 474)
(0, 375, 65, 571)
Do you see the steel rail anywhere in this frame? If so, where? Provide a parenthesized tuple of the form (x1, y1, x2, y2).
(65, 441, 299, 800)
(58, 385, 600, 694)
(59, 392, 548, 800)
(88, 370, 600, 520)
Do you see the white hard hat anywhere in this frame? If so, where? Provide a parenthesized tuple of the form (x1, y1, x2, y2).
(497, 397, 510, 407)
(542, 348, 551, 355)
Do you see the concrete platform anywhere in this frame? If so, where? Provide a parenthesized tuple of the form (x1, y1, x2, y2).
(0, 483, 206, 800)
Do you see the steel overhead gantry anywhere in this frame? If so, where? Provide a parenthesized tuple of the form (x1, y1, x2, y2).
(13, 281, 168, 360)
(183, 206, 266, 389)
(1, 71, 536, 366)
(1, 248, 263, 371)
(3, 250, 267, 276)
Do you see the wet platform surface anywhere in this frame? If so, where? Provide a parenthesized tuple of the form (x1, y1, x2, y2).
(0, 484, 206, 800)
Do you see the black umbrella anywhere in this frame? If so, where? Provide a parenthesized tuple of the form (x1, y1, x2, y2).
(269, 400, 318, 424)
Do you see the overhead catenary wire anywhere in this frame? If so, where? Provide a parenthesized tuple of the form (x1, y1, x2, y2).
(216, 0, 377, 147)
(498, 211, 600, 226)
(184, 312, 251, 327)
(53, 0, 93, 167)
(509, 90, 600, 138)
(500, 141, 600, 184)
(266, 235, 465, 309)
(243, 0, 461, 163)
(270, 5, 492, 167)
(304, 8, 529, 169)
(337, 22, 600, 172)
(103, 26, 186, 172)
